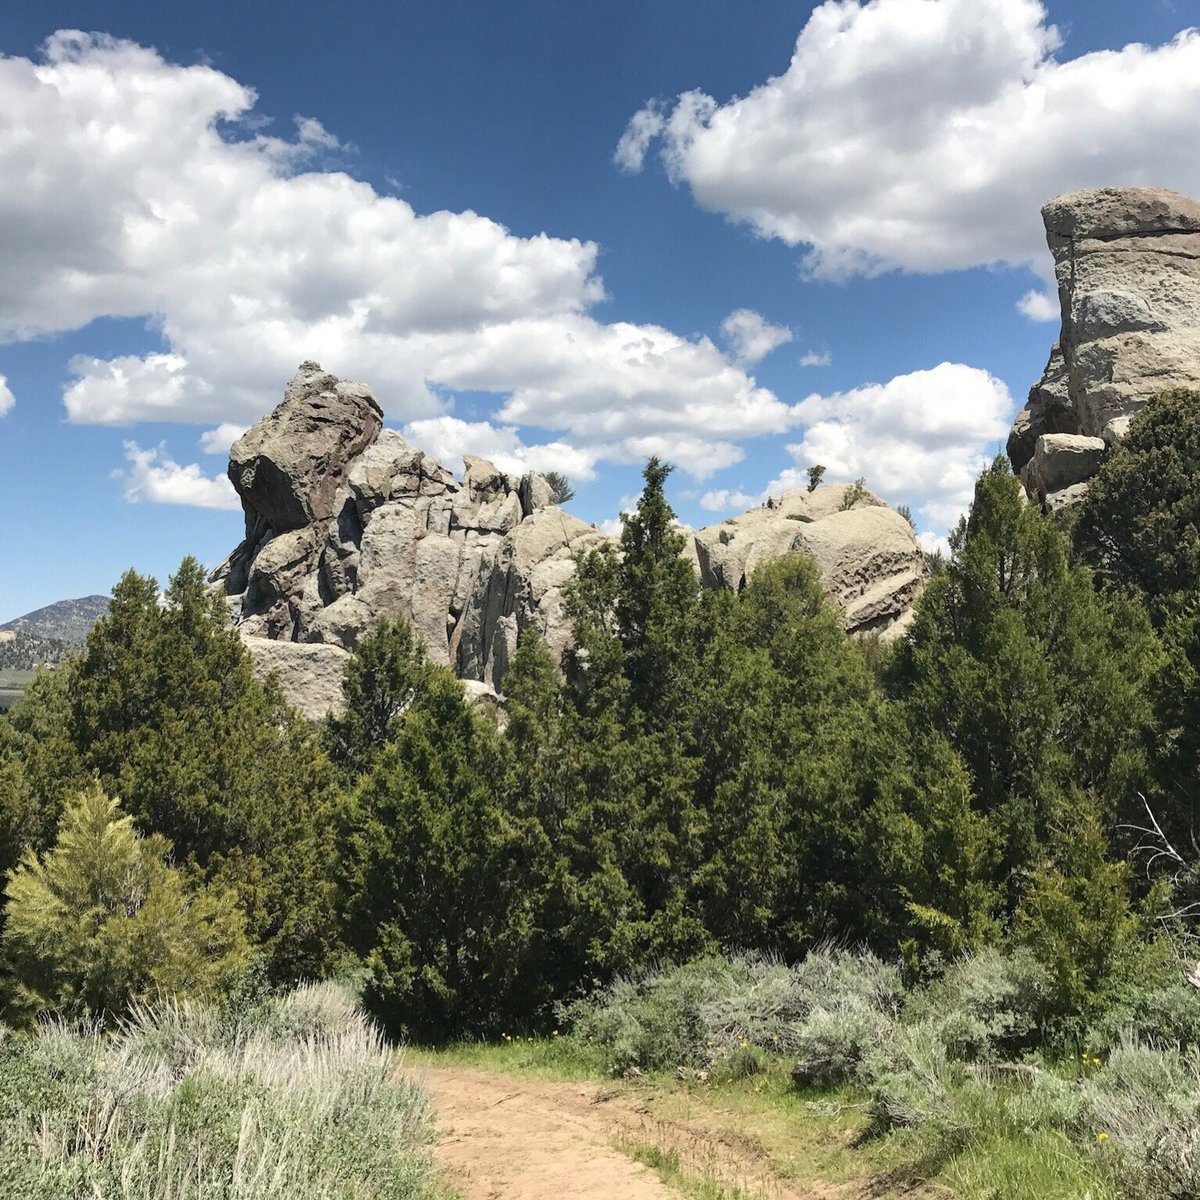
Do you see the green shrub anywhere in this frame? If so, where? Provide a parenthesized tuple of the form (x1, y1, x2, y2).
(864, 1020, 961, 1133)
(905, 947, 1056, 1059)
(563, 955, 750, 1074)
(3, 784, 248, 1023)
(1079, 1041, 1200, 1200)
(563, 949, 903, 1077)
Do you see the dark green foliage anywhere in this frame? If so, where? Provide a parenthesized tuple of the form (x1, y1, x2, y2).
(839, 476, 869, 509)
(325, 617, 435, 780)
(806, 464, 826, 492)
(543, 470, 575, 504)
(1014, 806, 1144, 1025)
(891, 458, 1160, 888)
(610, 456, 700, 725)
(1, 435, 1188, 1054)
(0, 559, 340, 986)
(1076, 388, 1200, 613)
(338, 622, 554, 1038)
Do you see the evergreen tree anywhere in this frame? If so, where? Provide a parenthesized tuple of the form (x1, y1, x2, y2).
(1076, 388, 1200, 615)
(559, 459, 710, 973)
(891, 458, 1160, 904)
(342, 654, 552, 1037)
(613, 457, 700, 726)
(324, 617, 435, 781)
(1015, 804, 1142, 1023)
(3, 784, 248, 1022)
(6, 560, 340, 981)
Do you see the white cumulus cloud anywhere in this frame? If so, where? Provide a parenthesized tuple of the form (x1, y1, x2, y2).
(0, 374, 13, 415)
(621, 0, 1200, 280)
(118, 442, 240, 510)
(401, 416, 600, 482)
(799, 350, 832, 367)
(1016, 288, 1060, 322)
(720, 308, 793, 364)
(0, 31, 793, 501)
(199, 422, 248, 455)
(700, 362, 1012, 536)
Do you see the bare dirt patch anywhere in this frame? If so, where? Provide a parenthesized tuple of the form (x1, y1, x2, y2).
(413, 1065, 846, 1200)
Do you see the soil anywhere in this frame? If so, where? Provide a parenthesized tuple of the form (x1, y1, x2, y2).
(414, 1065, 843, 1200)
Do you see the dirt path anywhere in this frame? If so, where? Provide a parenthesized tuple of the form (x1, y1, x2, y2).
(413, 1066, 831, 1200)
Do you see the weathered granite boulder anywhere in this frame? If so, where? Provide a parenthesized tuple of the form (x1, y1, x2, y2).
(218, 365, 931, 717)
(229, 361, 382, 534)
(242, 635, 351, 723)
(458, 507, 610, 688)
(216, 363, 573, 715)
(1011, 187, 1200, 506)
(1007, 345, 1077, 475)
(693, 484, 926, 639)
(1020, 434, 1107, 509)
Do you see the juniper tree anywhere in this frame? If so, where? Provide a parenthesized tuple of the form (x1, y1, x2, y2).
(3, 784, 248, 1022)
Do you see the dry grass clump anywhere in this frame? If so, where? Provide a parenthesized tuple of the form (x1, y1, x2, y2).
(0, 982, 436, 1199)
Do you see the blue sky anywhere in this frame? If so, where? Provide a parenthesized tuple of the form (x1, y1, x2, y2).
(1, 0, 1197, 621)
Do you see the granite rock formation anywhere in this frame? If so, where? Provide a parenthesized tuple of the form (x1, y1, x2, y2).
(1011, 187, 1200, 507)
(693, 484, 926, 638)
(216, 364, 928, 717)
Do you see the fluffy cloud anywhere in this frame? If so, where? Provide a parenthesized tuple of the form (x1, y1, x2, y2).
(720, 308, 792, 364)
(799, 350, 831, 368)
(1016, 289, 1059, 322)
(117, 442, 240, 509)
(0, 31, 790, 492)
(401, 416, 600, 482)
(199, 423, 248, 455)
(621, 0, 1200, 279)
(701, 362, 1012, 535)
(0, 374, 13, 416)
(698, 486, 759, 513)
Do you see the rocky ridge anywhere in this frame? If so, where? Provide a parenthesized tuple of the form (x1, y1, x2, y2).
(0, 595, 110, 644)
(1009, 187, 1200, 507)
(215, 363, 928, 719)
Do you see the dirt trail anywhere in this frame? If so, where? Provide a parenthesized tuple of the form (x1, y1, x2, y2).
(413, 1065, 830, 1200)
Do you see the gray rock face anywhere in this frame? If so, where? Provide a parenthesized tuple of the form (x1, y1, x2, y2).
(229, 361, 383, 534)
(219, 365, 930, 718)
(216, 363, 571, 713)
(693, 484, 927, 639)
(1007, 345, 1078, 475)
(1020, 434, 1107, 509)
(242, 635, 351, 723)
(1011, 187, 1200, 504)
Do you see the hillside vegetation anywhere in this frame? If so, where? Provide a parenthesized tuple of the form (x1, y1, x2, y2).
(3, 392, 1200, 1196)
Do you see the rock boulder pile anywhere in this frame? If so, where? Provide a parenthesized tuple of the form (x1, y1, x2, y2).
(215, 363, 928, 717)
(1010, 187, 1200, 507)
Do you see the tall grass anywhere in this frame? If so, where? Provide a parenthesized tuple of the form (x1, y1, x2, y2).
(0, 982, 437, 1199)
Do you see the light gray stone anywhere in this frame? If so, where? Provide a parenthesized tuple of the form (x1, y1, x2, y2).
(1025, 434, 1107, 503)
(347, 429, 426, 511)
(243, 635, 350, 723)
(518, 472, 556, 517)
(693, 484, 926, 639)
(1011, 187, 1200, 508)
(220, 366, 933, 707)
(1007, 344, 1078, 474)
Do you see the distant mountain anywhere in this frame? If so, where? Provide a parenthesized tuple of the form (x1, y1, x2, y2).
(0, 594, 109, 644)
